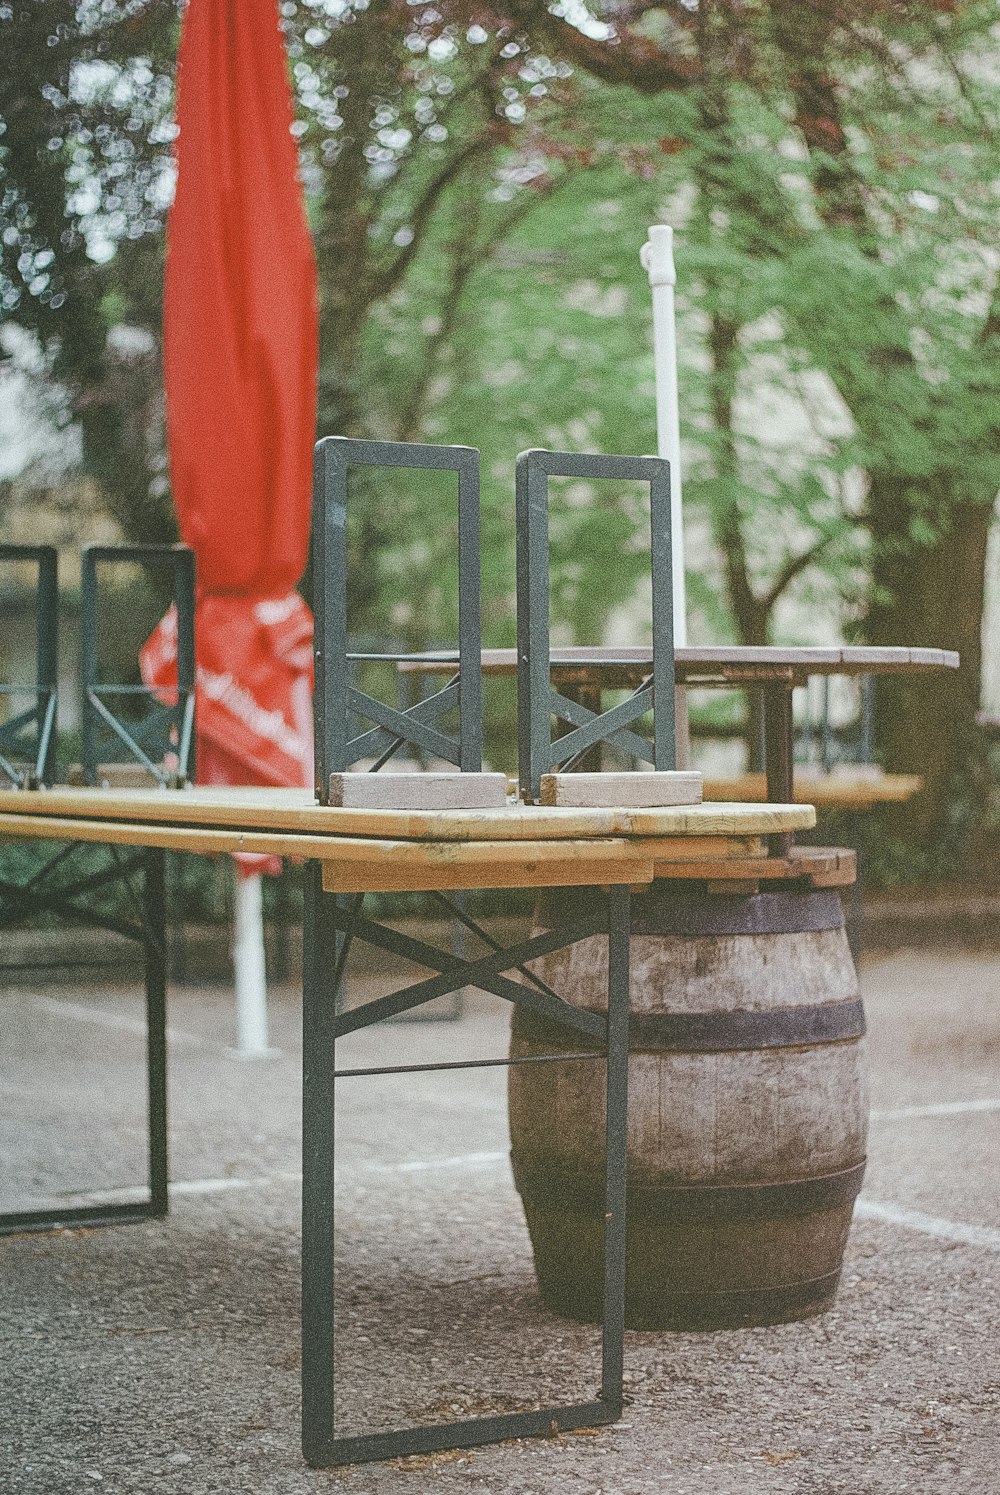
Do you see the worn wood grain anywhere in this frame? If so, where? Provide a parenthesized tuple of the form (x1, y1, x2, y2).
(539, 770, 703, 808)
(636, 835, 766, 863)
(321, 849, 656, 894)
(328, 771, 508, 810)
(703, 771, 923, 808)
(0, 787, 813, 842)
(650, 845, 856, 886)
(0, 811, 661, 892)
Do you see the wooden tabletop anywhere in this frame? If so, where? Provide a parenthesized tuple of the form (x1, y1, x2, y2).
(703, 770, 924, 808)
(0, 786, 814, 894)
(397, 645, 960, 688)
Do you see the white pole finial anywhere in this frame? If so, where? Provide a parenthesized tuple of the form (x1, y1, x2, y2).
(640, 223, 676, 287)
(641, 224, 687, 647)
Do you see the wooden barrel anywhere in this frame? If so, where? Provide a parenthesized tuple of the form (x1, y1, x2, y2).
(508, 885, 868, 1330)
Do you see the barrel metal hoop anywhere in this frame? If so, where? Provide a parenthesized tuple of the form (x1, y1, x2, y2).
(630, 888, 846, 937)
(623, 1268, 844, 1330)
(513, 1159, 867, 1223)
(628, 997, 866, 1052)
(534, 886, 846, 937)
(513, 998, 866, 1054)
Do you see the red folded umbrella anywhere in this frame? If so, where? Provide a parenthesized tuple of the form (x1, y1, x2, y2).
(142, 0, 318, 871)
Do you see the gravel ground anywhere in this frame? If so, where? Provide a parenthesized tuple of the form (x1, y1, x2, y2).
(2, 940, 998, 1494)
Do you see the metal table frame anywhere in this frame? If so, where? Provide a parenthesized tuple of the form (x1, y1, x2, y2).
(516, 449, 676, 802)
(0, 844, 168, 1235)
(0, 544, 58, 790)
(81, 543, 196, 787)
(1, 543, 196, 1235)
(301, 873, 633, 1466)
(304, 436, 640, 1464)
(312, 436, 483, 774)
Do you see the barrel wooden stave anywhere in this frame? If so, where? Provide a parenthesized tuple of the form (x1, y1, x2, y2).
(509, 886, 868, 1329)
(514, 1198, 853, 1328)
(531, 908, 860, 1013)
(510, 1043, 868, 1186)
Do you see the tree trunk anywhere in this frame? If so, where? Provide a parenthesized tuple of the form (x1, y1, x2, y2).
(865, 474, 994, 861)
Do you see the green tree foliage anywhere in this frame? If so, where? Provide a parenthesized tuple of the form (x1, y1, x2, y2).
(466, 0, 1000, 857)
(2, 0, 597, 604)
(1, 0, 178, 540)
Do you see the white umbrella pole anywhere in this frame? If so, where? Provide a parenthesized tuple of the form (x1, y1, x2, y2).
(641, 224, 690, 765)
(233, 871, 270, 1056)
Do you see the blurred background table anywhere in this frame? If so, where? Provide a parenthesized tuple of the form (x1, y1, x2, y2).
(400, 645, 959, 810)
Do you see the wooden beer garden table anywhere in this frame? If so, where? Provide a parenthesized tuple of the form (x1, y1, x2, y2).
(0, 782, 812, 1465)
(0, 784, 812, 888)
(399, 645, 960, 810)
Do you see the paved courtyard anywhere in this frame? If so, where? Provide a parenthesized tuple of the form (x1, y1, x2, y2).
(2, 936, 998, 1493)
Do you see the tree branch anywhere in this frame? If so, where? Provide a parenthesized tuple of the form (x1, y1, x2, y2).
(397, 178, 562, 440)
(501, 0, 701, 92)
(763, 534, 835, 614)
(368, 132, 494, 300)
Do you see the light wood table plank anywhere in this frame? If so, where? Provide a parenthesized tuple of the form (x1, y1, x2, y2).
(0, 787, 815, 843)
(0, 789, 812, 895)
(702, 772, 923, 809)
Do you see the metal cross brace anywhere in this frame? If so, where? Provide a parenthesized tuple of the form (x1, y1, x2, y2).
(0, 842, 168, 1236)
(300, 871, 632, 1466)
(312, 437, 484, 787)
(515, 449, 677, 801)
(81, 544, 196, 787)
(0, 545, 58, 788)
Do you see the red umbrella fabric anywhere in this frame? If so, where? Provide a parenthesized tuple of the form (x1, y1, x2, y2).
(142, 0, 318, 819)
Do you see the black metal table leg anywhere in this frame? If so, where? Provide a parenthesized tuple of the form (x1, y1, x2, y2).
(299, 873, 633, 1467)
(301, 862, 338, 1465)
(0, 840, 171, 1235)
(144, 848, 169, 1218)
(600, 884, 630, 1413)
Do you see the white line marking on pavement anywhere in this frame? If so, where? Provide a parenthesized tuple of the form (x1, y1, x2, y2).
(856, 1197, 1000, 1250)
(22, 1152, 511, 1210)
(25, 1156, 1000, 1253)
(30, 996, 225, 1052)
(177, 1165, 1000, 1256)
(393, 1150, 507, 1174)
(170, 1151, 509, 1196)
(170, 1173, 302, 1196)
(871, 1098, 1000, 1121)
